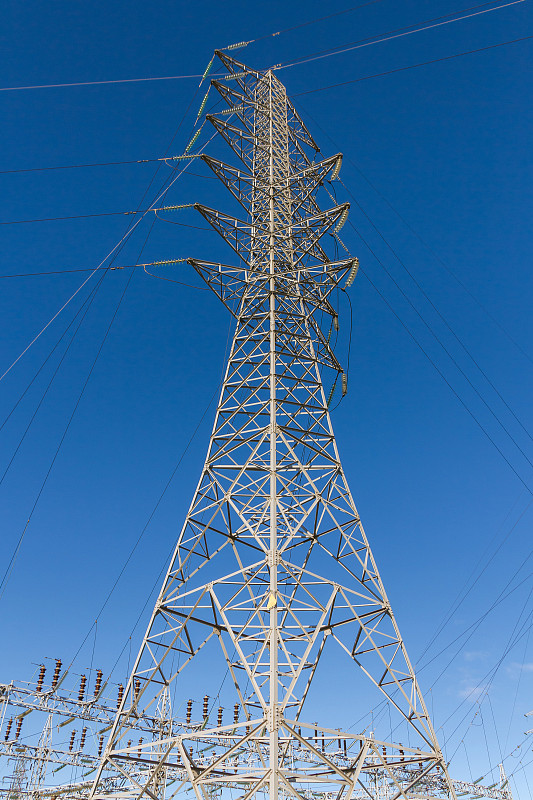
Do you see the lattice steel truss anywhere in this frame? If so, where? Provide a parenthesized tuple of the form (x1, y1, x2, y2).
(81, 52, 458, 800)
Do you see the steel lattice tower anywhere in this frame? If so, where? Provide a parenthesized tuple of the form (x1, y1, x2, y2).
(89, 52, 457, 800)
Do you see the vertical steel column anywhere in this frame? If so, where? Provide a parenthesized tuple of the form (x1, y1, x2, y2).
(268, 69, 279, 800)
(251, 67, 292, 798)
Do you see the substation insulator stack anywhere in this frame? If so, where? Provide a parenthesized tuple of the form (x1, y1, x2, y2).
(186, 699, 192, 725)
(202, 695, 209, 722)
(4, 718, 12, 741)
(117, 684, 124, 708)
(78, 675, 87, 702)
(98, 735, 104, 758)
(217, 707, 223, 727)
(36, 664, 46, 692)
(69, 731, 76, 752)
(233, 703, 239, 724)
(51, 659, 62, 690)
(15, 718, 23, 739)
(93, 669, 103, 697)
(80, 728, 87, 750)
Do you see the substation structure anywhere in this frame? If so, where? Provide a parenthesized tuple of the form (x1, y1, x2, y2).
(0, 52, 512, 800)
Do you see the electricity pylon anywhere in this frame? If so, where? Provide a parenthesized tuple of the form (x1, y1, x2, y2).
(89, 52, 457, 800)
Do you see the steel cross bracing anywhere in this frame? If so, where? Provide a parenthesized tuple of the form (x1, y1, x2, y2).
(78, 52, 456, 800)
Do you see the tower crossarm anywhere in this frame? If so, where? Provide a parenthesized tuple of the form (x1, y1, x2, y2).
(200, 153, 342, 220)
(187, 257, 355, 323)
(194, 202, 349, 275)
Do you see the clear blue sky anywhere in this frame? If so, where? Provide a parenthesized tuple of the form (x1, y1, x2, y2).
(1, 0, 532, 792)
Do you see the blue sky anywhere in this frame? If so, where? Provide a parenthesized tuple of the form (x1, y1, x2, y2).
(1, 0, 532, 792)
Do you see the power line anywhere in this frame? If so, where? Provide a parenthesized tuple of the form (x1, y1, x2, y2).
(299, 103, 533, 493)
(0, 267, 135, 603)
(0, 110, 213, 384)
(0, 72, 206, 93)
(296, 97, 533, 380)
(277, 0, 526, 71)
(0, 274, 107, 598)
(337, 176, 533, 448)
(0, 207, 212, 228)
(345, 157, 533, 370)
(64, 316, 235, 685)
(0, 144, 184, 600)
(420, 547, 533, 684)
(382, 568, 533, 759)
(327, 197, 533, 486)
(292, 35, 533, 97)
(0, 2, 386, 93)
(0, 262, 108, 384)
(1, 2, 527, 97)
(250, 0, 386, 44)
(0, 281, 107, 432)
(1, 8, 526, 194)
(438, 586, 533, 750)
(0, 261, 206, 281)
(0, 156, 218, 176)
(355, 258, 533, 493)
(0, 265, 143, 279)
(0, 157, 167, 174)
(40, 75, 212, 669)
(417, 490, 529, 663)
(0, 274, 107, 490)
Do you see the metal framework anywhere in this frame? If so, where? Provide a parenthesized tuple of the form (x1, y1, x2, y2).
(0, 673, 512, 800)
(2, 53, 500, 800)
(83, 51, 458, 800)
